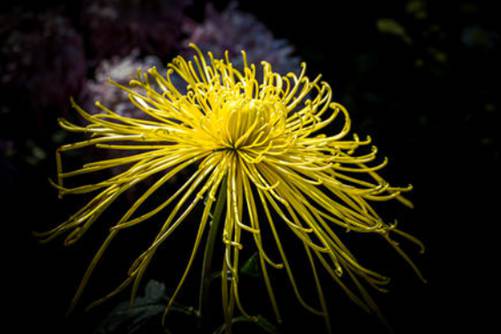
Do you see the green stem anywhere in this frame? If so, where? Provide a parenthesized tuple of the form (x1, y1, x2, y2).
(198, 176, 227, 327)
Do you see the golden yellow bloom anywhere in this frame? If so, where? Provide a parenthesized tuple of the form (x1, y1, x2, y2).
(38, 44, 424, 332)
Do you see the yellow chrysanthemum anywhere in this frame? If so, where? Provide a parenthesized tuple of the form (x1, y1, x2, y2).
(38, 44, 424, 332)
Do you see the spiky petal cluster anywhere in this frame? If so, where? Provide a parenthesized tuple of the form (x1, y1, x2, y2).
(38, 44, 424, 332)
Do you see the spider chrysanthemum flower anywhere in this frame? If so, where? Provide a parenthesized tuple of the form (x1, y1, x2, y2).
(38, 44, 424, 332)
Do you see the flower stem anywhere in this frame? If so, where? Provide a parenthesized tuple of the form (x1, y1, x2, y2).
(198, 176, 227, 327)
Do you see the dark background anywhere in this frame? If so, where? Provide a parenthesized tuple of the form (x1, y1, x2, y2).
(1, 0, 498, 333)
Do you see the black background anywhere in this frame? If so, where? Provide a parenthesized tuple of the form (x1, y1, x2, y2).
(2, 0, 498, 333)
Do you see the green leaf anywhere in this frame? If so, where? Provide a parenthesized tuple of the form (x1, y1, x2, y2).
(376, 18, 412, 44)
(213, 315, 279, 334)
(241, 252, 260, 278)
(254, 315, 279, 333)
(95, 280, 196, 334)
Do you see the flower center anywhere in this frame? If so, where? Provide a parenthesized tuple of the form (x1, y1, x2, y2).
(216, 97, 288, 152)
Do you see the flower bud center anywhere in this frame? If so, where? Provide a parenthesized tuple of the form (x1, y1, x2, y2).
(223, 98, 287, 150)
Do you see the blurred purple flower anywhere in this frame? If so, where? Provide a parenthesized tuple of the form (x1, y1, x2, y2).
(81, 0, 192, 63)
(0, 10, 86, 115)
(81, 49, 164, 119)
(182, 2, 300, 74)
(80, 51, 176, 187)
